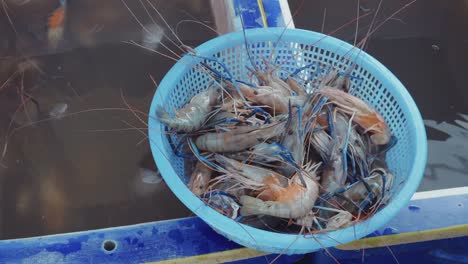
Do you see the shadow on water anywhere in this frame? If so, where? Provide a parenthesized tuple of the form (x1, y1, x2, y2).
(290, 0, 468, 191)
(0, 0, 214, 239)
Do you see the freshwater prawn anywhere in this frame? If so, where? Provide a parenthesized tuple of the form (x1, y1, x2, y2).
(213, 154, 288, 188)
(321, 136, 346, 193)
(188, 161, 213, 196)
(318, 88, 391, 145)
(248, 58, 293, 96)
(239, 164, 320, 219)
(194, 120, 286, 153)
(228, 82, 302, 115)
(156, 84, 221, 132)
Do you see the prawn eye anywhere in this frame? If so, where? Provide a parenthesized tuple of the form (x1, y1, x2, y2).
(288, 130, 293, 135)
(253, 91, 259, 95)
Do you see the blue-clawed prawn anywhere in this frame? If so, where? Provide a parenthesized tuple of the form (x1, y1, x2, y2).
(195, 121, 286, 153)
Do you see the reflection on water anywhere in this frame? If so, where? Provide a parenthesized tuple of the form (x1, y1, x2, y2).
(0, 0, 213, 239)
(421, 115, 468, 191)
(0, 52, 192, 239)
(290, 0, 468, 192)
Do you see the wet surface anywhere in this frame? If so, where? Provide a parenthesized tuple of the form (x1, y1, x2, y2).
(0, 0, 467, 240)
(0, 0, 213, 239)
(290, 0, 468, 191)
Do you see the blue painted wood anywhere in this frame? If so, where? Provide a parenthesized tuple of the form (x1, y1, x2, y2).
(262, 0, 287, 27)
(0, 217, 241, 263)
(364, 194, 468, 237)
(233, 0, 265, 29)
(225, 255, 304, 264)
(311, 236, 468, 264)
(0, 194, 466, 263)
(0, 216, 304, 263)
(232, 0, 286, 30)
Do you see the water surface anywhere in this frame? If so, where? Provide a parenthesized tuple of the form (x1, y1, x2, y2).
(291, 0, 468, 191)
(0, 0, 214, 239)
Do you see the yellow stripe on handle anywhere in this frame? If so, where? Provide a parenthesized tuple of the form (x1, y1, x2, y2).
(257, 0, 269, 27)
(337, 224, 468, 250)
(146, 248, 268, 264)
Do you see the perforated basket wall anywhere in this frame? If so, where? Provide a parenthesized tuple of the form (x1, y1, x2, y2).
(148, 28, 427, 254)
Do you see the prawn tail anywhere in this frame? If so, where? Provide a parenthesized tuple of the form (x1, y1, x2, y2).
(155, 107, 170, 120)
(155, 108, 179, 130)
(239, 195, 265, 216)
(370, 131, 391, 146)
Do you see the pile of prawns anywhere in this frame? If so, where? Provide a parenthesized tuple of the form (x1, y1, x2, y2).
(156, 58, 396, 234)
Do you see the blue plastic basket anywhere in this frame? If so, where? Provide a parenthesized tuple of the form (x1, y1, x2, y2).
(148, 28, 427, 254)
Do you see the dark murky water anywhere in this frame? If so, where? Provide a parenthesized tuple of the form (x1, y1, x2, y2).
(291, 0, 468, 191)
(0, 0, 467, 239)
(0, 0, 213, 239)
